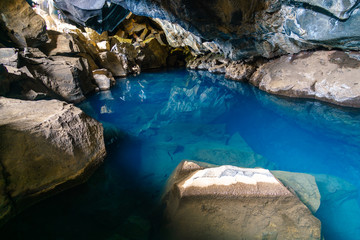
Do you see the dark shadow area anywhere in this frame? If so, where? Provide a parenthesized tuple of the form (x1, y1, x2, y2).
(0, 133, 165, 240)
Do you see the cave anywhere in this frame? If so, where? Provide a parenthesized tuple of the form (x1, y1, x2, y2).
(1, 0, 360, 239)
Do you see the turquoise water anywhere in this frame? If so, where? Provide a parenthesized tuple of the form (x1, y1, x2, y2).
(2, 69, 360, 239)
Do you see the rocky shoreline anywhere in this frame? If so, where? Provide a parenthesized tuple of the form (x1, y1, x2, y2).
(188, 50, 360, 108)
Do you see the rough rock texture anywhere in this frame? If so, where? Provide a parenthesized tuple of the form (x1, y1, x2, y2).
(23, 54, 95, 103)
(187, 54, 230, 73)
(92, 68, 115, 91)
(153, 18, 214, 54)
(0, 97, 106, 226)
(250, 50, 360, 108)
(39, 30, 82, 56)
(139, 38, 168, 70)
(1, 64, 54, 100)
(0, 49, 19, 68)
(163, 160, 321, 240)
(110, 0, 360, 59)
(0, 0, 47, 47)
(98, 51, 127, 77)
(272, 171, 321, 213)
(225, 61, 257, 82)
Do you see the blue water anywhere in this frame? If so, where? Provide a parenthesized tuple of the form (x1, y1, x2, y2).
(2, 69, 360, 239)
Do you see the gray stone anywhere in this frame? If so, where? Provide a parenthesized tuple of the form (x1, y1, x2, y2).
(98, 51, 127, 77)
(0, 97, 106, 226)
(250, 50, 360, 108)
(0, 48, 19, 68)
(92, 68, 115, 91)
(24, 55, 95, 102)
(163, 161, 321, 240)
(225, 61, 257, 82)
(2, 65, 53, 100)
(39, 30, 82, 56)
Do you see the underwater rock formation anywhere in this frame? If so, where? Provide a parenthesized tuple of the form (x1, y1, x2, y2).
(272, 171, 321, 213)
(0, 97, 106, 226)
(163, 160, 321, 240)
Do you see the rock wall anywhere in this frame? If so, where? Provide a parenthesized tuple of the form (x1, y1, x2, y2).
(0, 97, 106, 226)
(114, 0, 360, 59)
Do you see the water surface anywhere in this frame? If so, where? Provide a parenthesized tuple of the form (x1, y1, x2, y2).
(2, 69, 360, 240)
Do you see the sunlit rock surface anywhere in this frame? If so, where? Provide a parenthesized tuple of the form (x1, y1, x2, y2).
(0, 0, 47, 47)
(250, 51, 360, 108)
(0, 97, 106, 226)
(163, 160, 321, 240)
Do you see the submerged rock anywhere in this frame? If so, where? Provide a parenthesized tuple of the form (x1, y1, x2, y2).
(314, 174, 360, 239)
(250, 51, 360, 108)
(272, 171, 321, 213)
(163, 160, 321, 240)
(0, 97, 106, 226)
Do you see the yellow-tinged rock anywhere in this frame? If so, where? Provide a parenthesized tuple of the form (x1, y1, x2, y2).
(113, 36, 132, 44)
(115, 29, 126, 38)
(85, 28, 108, 43)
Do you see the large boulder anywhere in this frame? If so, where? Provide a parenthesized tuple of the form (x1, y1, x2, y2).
(163, 160, 321, 240)
(92, 68, 115, 91)
(0, 0, 47, 47)
(39, 30, 83, 56)
(23, 54, 95, 103)
(98, 51, 127, 77)
(250, 50, 360, 108)
(1, 64, 54, 100)
(0, 97, 106, 226)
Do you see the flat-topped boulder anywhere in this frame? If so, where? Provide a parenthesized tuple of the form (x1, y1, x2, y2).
(163, 160, 321, 240)
(0, 97, 106, 226)
(250, 51, 360, 108)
